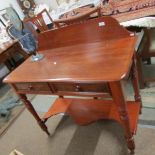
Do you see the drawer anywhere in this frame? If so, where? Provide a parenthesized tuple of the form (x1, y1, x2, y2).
(15, 82, 51, 93)
(51, 83, 109, 93)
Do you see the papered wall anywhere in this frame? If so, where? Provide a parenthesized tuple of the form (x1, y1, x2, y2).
(34, 0, 59, 9)
(0, 0, 61, 19)
(34, 0, 79, 9)
(0, 0, 79, 19)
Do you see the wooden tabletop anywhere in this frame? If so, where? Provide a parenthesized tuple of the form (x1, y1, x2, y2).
(4, 16, 137, 84)
(4, 36, 136, 83)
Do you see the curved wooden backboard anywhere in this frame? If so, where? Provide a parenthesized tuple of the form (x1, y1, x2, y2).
(38, 16, 133, 51)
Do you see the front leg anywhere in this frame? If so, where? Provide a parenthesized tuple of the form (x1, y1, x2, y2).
(19, 94, 50, 136)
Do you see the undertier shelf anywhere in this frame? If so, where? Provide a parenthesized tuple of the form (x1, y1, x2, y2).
(43, 98, 140, 134)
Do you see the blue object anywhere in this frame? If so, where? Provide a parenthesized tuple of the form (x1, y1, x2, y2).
(8, 25, 37, 54)
(0, 97, 20, 119)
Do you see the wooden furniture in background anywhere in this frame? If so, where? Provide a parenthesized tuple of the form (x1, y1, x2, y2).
(0, 40, 28, 71)
(54, 6, 101, 28)
(136, 28, 155, 88)
(0, 40, 17, 71)
(24, 9, 53, 32)
(4, 16, 142, 154)
(140, 28, 155, 63)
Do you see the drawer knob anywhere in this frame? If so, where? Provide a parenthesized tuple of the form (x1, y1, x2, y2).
(75, 85, 80, 92)
(28, 85, 33, 90)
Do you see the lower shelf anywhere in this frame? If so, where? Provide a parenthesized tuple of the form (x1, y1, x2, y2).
(43, 98, 140, 134)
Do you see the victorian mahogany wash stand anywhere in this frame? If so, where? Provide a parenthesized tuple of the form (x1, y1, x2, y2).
(4, 17, 142, 154)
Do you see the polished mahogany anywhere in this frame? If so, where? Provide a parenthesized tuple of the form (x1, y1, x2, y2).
(4, 16, 141, 154)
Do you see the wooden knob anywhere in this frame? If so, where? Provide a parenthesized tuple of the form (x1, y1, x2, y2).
(75, 85, 80, 92)
(28, 85, 33, 90)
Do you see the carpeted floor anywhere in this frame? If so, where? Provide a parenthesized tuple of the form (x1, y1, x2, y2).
(0, 84, 35, 135)
(0, 109, 155, 155)
(0, 84, 24, 135)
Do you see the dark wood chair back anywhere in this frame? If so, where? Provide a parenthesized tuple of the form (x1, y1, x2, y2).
(54, 6, 101, 28)
(24, 9, 53, 32)
(38, 16, 133, 51)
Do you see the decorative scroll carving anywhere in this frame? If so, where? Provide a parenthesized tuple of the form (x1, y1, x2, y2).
(101, 0, 155, 21)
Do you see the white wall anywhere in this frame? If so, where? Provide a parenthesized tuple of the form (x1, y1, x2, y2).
(0, 0, 60, 20)
(34, 0, 59, 10)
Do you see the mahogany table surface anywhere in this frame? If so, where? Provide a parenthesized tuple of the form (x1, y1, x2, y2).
(4, 37, 136, 83)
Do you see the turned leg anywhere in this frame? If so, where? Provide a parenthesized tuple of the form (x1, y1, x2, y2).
(19, 94, 50, 135)
(132, 54, 142, 113)
(109, 81, 135, 154)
